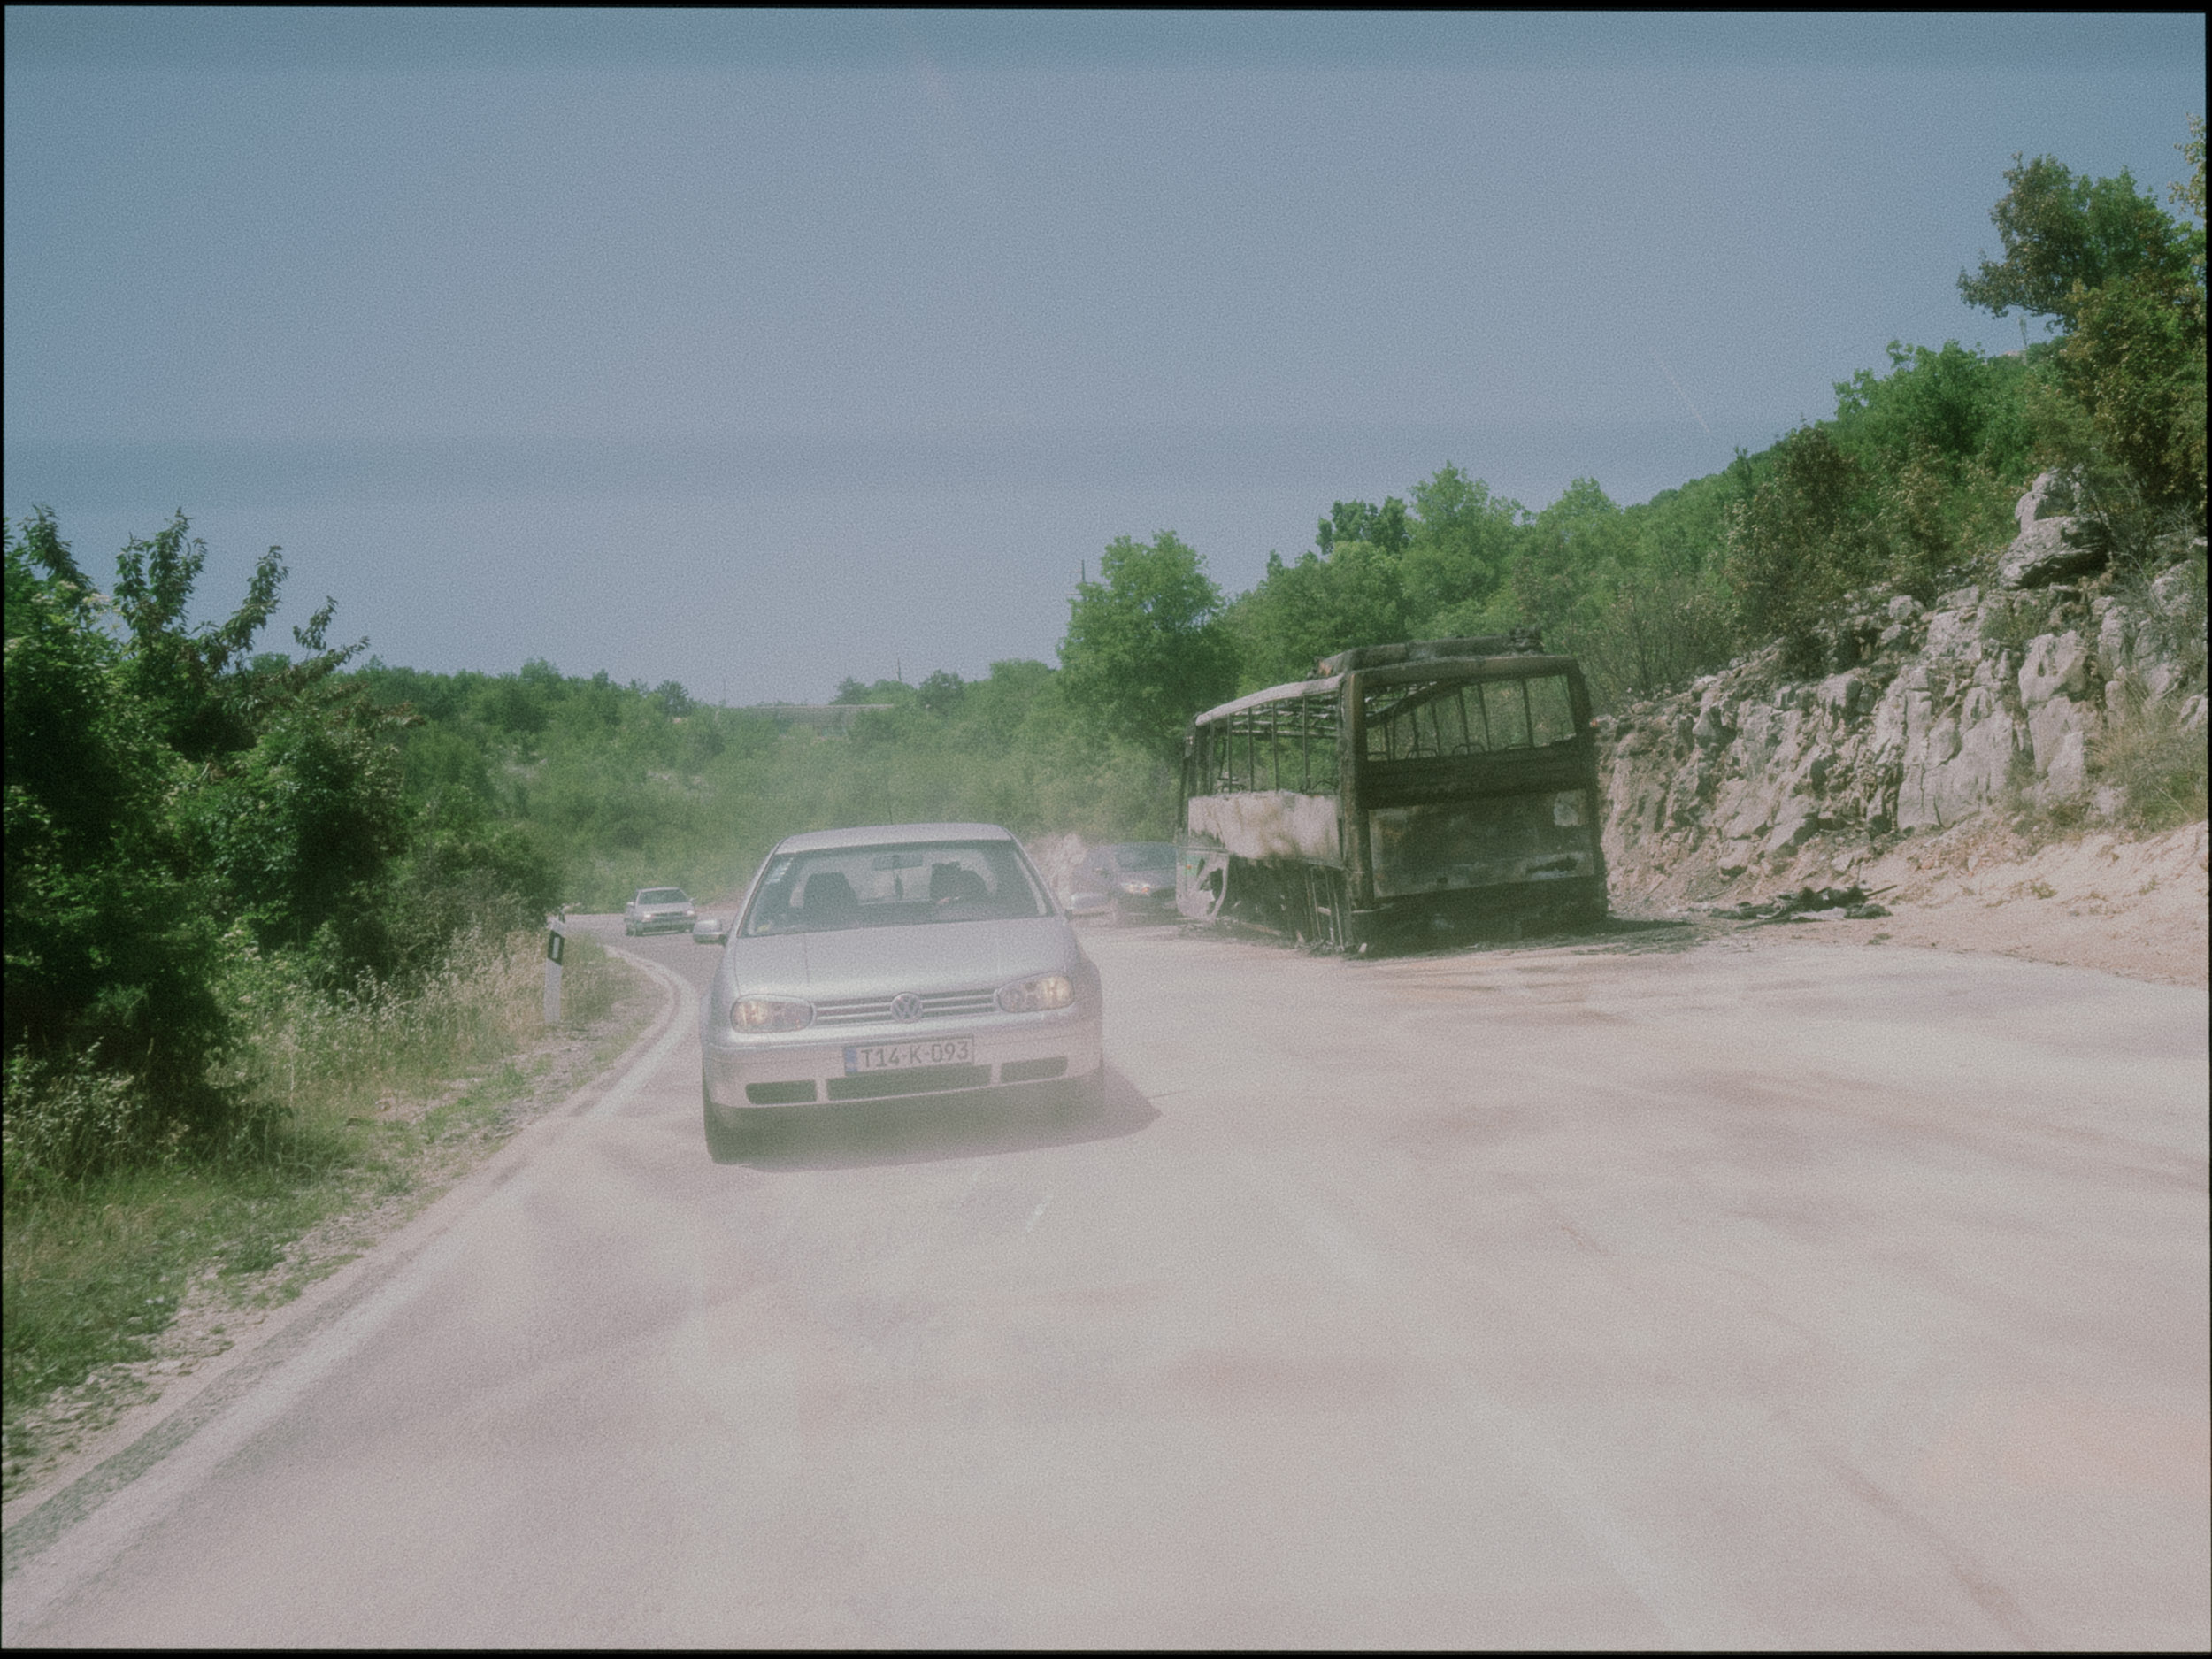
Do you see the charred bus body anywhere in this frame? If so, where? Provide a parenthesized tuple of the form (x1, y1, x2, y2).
(1176, 634, 1608, 949)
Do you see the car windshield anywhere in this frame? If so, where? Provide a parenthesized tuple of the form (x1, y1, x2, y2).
(1111, 843, 1175, 872)
(638, 888, 689, 904)
(741, 841, 1048, 935)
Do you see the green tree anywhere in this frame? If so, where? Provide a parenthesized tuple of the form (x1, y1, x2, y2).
(106, 514, 289, 763)
(4, 512, 238, 1142)
(1400, 465, 1525, 631)
(1830, 341, 2036, 483)
(1058, 532, 1238, 757)
(1961, 138, 2207, 528)
(1724, 428, 1881, 670)
(1510, 479, 1633, 643)
(1958, 153, 2194, 329)
(6, 507, 449, 1162)
(193, 694, 415, 977)
(915, 670, 966, 716)
(1315, 497, 1409, 557)
(1227, 550, 1340, 688)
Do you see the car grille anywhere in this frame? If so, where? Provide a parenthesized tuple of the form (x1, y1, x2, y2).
(810, 988, 1000, 1027)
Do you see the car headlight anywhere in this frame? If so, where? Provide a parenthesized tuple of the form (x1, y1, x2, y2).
(731, 996, 813, 1033)
(996, 972, 1075, 1013)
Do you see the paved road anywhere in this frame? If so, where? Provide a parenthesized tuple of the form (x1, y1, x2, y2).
(5, 918, 2206, 1647)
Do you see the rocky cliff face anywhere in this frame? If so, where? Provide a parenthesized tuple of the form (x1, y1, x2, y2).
(1598, 476, 2208, 908)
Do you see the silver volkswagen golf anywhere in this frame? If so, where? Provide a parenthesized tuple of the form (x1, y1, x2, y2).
(700, 823, 1103, 1158)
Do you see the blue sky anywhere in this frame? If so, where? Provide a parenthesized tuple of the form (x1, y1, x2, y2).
(5, 10, 2202, 703)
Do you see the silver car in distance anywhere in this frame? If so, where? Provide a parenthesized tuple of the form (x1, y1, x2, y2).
(625, 887, 696, 936)
(700, 823, 1104, 1159)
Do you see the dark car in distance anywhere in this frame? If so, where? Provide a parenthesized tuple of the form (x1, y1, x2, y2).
(1070, 842, 1178, 926)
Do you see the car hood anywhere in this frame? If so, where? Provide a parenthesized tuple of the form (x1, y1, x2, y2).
(723, 918, 1073, 998)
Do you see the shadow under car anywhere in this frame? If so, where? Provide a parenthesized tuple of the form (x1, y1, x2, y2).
(704, 1066, 1156, 1171)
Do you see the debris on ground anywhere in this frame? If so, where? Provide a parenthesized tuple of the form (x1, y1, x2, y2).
(1697, 885, 1892, 923)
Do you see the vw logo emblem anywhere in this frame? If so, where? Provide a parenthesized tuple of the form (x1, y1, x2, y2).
(890, 993, 924, 1023)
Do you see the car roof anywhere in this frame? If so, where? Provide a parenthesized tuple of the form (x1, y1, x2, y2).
(771, 822, 1019, 855)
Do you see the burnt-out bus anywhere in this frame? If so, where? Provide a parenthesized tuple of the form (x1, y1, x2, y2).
(1177, 634, 1607, 949)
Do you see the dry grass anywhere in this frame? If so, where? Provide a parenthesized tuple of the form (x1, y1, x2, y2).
(230, 927, 619, 1131)
(2093, 680, 2209, 833)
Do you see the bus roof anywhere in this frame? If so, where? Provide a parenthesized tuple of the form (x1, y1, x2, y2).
(1316, 632, 1542, 675)
(1190, 673, 1345, 727)
(1189, 648, 1578, 729)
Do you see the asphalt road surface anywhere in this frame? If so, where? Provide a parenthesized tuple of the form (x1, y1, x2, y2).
(5, 918, 2206, 1648)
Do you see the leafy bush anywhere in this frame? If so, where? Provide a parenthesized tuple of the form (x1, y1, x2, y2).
(1723, 428, 1886, 672)
(5, 513, 244, 1126)
(7, 510, 586, 1167)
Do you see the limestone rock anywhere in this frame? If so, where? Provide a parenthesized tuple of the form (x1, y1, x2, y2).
(1899, 689, 2019, 830)
(2014, 469, 2070, 534)
(2017, 632, 2088, 707)
(1867, 672, 1916, 764)
(2000, 517, 2100, 588)
(1763, 811, 1816, 856)
(1589, 480, 2200, 909)
(2027, 694, 2092, 799)
(2151, 562, 2200, 613)
(1922, 603, 1982, 661)
(1815, 672, 1868, 718)
(2096, 603, 2135, 678)
(1692, 698, 1733, 749)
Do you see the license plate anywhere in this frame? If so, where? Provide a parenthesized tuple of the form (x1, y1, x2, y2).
(844, 1036, 974, 1074)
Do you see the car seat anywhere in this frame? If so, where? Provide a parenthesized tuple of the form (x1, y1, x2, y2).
(928, 862, 991, 905)
(799, 872, 859, 927)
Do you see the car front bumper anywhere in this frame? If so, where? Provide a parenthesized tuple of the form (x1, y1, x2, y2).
(703, 1005, 1102, 1112)
(1110, 887, 1177, 918)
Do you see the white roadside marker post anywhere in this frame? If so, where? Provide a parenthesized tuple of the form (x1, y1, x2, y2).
(544, 919, 565, 1025)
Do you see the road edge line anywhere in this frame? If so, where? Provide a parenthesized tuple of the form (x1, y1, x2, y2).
(0, 948, 688, 1626)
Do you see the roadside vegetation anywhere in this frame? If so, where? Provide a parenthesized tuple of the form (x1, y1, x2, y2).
(4, 119, 2200, 1463)
(2, 927, 627, 1493)
(4, 513, 626, 1471)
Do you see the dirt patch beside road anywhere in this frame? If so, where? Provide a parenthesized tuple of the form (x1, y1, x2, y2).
(1652, 818, 2208, 987)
